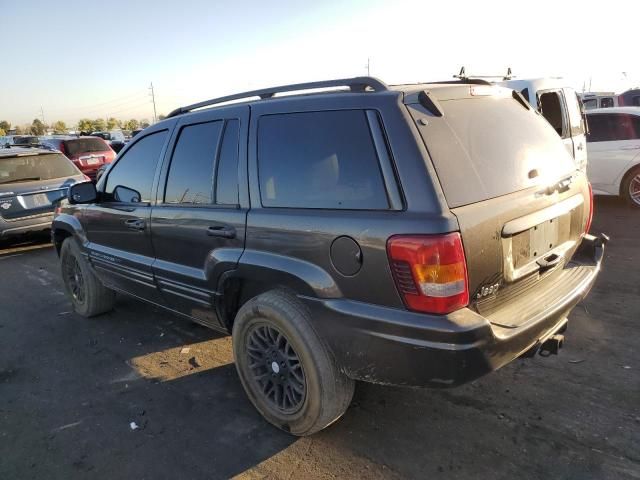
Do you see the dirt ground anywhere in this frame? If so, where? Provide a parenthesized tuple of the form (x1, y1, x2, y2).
(0, 197, 638, 480)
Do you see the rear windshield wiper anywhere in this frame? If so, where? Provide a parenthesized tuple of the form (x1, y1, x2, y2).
(0, 177, 41, 184)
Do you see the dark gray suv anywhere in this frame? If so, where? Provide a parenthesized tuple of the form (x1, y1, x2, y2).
(52, 77, 605, 435)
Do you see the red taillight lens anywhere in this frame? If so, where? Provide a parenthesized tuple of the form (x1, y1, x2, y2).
(585, 182, 594, 234)
(387, 233, 469, 314)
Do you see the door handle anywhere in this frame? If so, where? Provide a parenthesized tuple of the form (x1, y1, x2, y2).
(124, 218, 145, 231)
(621, 146, 640, 150)
(206, 225, 236, 239)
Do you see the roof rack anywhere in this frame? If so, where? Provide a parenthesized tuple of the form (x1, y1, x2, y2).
(167, 76, 389, 118)
(453, 66, 514, 82)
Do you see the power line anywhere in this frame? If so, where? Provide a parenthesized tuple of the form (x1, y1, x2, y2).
(149, 82, 157, 123)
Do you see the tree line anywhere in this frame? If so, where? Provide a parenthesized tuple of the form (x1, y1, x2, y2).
(0, 116, 167, 137)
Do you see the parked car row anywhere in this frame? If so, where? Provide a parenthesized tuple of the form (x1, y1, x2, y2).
(52, 75, 606, 436)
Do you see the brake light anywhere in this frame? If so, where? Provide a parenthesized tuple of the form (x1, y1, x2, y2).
(387, 233, 469, 314)
(585, 182, 594, 234)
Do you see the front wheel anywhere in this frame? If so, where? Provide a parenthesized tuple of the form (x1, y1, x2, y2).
(622, 166, 640, 208)
(232, 290, 355, 436)
(60, 238, 115, 317)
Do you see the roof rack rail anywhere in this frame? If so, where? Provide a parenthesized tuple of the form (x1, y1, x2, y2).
(167, 76, 388, 118)
(453, 66, 514, 82)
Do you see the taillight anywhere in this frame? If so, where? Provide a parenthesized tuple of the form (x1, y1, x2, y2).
(585, 182, 594, 234)
(387, 233, 469, 315)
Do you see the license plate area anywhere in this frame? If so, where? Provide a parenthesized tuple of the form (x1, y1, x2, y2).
(504, 213, 573, 282)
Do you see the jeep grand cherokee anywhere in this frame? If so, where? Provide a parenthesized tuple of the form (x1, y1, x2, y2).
(52, 77, 605, 436)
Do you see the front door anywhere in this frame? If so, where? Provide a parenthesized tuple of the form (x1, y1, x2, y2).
(150, 106, 249, 329)
(84, 128, 172, 304)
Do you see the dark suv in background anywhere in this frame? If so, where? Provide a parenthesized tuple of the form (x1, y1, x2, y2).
(52, 77, 605, 436)
(40, 136, 115, 179)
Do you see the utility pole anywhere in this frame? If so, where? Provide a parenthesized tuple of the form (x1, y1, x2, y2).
(40, 106, 46, 125)
(149, 82, 157, 123)
(366, 57, 370, 76)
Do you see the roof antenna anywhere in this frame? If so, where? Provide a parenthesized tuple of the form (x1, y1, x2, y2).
(503, 67, 514, 80)
(453, 66, 467, 80)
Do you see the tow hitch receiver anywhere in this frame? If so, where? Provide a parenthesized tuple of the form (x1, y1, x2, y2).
(539, 334, 564, 356)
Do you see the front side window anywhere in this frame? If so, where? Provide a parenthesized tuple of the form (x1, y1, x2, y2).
(105, 130, 168, 203)
(164, 121, 223, 204)
(258, 110, 389, 210)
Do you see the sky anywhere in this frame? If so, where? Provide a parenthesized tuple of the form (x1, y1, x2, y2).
(1, 0, 638, 127)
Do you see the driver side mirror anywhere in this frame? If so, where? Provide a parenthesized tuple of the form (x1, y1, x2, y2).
(68, 181, 97, 204)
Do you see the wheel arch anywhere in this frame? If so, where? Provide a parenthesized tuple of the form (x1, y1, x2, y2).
(51, 214, 87, 255)
(216, 250, 342, 332)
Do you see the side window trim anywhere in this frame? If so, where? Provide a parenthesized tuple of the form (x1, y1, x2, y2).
(213, 119, 241, 206)
(366, 110, 403, 210)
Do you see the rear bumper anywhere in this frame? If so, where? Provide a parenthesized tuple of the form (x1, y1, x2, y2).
(304, 234, 606, 388)
(0, 215, 53, 238)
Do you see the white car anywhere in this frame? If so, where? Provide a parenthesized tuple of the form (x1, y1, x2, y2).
(586, 107, 640, 207)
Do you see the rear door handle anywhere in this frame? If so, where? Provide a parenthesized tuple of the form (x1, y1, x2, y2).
(124, 218, 145, 231)
(206, 225, 236, 239)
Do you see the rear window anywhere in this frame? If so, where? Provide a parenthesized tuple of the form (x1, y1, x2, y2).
(63, 138, 110, 156)
(258, 110, 389, 210)
(0, 153, 80, 184)
(410, 96, 576, 208)
(13, 136, 39, 145)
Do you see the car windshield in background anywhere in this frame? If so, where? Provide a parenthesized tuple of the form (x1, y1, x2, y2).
(63, 138, 109, 155)
(13, 136, 40, 145)
(0, 153, 79, 184)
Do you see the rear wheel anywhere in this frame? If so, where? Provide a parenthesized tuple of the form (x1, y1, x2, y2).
(60, 238, 115, 317)
(232, 290, 355, 436)
(622, 166, 640, 208)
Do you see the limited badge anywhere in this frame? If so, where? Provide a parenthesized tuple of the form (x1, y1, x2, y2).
(0, 202, 11, 210)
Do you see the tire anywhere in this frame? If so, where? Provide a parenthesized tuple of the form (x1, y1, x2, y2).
(60, 238, 115, 317)
(232, 290, 355, 436)
(621, 166, 640, 208)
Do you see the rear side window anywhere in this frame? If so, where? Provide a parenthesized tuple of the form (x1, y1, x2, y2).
(583, 99, 598, 110)
(164, 121, 223, 204)
(258, 110, 389, 210)
(105, 131, 168, 203)
(64, 138, 110, 156)
(600, 97, 614, 108)
(588, 113, 640, 142)
(538, 91, 568, 138)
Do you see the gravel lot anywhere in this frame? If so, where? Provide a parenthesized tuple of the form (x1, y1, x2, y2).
(0, 197, 638, 480)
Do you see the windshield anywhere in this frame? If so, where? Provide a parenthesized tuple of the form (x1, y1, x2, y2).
(0, 153, 80, 183)
(410, 96, 576, 207)
(63, 138, 110, 156)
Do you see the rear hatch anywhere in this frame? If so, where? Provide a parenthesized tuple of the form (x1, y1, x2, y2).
(0, 152, 84, 220)
(406, 85, 591, 328)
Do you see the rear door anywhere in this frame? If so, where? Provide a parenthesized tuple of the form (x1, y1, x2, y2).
(150, 107, 249, 329)
(587, 113, 640, 193)
(407, 87, 590, 328)
(84, 128, 171, 303)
